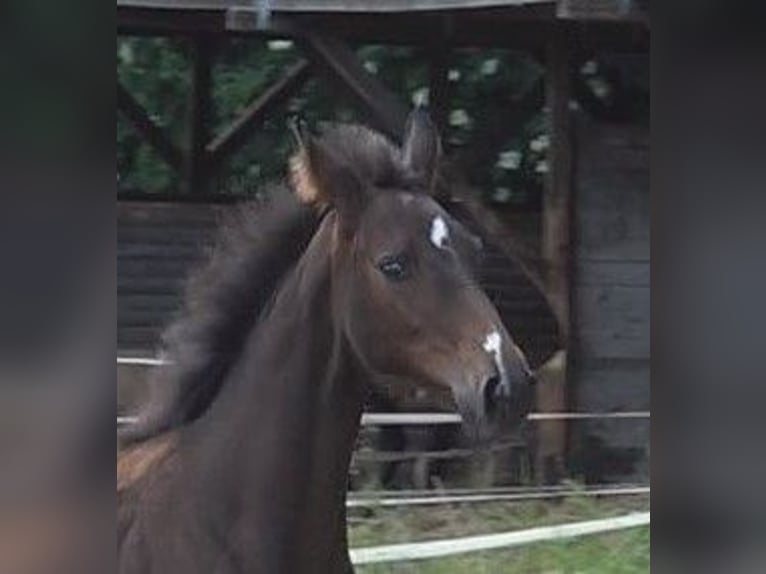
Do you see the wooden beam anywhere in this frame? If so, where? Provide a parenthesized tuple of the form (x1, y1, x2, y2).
(117, 0, 550, 12)
(557, 0, 648, 22)
(184, 35, 215, 196)
(118, 6, 647, 53)
(299, 33, 409, 141)
(537, 24, 574, 484)
(206, 59, 312, 171)
(117, 82, 183, 171)
(118, 7, 226, 35)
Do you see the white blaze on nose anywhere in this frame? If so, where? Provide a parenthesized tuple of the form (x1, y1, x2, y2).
(482, 330, 508, 390)
(430, 216, 449, 249)
(482, 330, 502, 361)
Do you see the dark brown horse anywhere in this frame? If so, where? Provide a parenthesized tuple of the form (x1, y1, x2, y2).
(117, 108, 534, 574)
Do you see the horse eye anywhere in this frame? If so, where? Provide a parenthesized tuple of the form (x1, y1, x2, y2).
(377, 254, 409, 281)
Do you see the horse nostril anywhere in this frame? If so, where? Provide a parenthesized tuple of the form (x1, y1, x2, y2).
(483, 375, 504, 415)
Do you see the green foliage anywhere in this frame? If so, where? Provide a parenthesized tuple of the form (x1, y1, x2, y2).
(116, 38, 547, 205)
(117, 37, 190, 193)
(448, 49, 546, 205)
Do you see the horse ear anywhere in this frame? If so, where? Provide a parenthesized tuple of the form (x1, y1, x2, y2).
(288, 120, 366, 232)
(402, 106, 442, 193)
(288, 118, 324, 205)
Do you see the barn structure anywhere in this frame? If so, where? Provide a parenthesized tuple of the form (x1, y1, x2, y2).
(117, 0, 649, 485)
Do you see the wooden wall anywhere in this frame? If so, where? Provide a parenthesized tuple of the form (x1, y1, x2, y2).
(571, 114, 649, 482)
(118, 201, 225, 353)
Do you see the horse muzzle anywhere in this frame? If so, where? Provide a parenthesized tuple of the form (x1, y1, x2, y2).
(451, 357, 534, 441)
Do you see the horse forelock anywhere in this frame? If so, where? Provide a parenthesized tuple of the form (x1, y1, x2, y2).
(315, 123, 412, 189)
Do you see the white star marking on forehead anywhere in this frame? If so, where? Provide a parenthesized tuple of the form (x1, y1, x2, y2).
(429, 216, 449, 249)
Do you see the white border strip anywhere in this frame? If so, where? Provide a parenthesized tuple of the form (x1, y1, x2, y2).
(349, 511, 650, 564)
(347, 486, 649, 508)
(117, 357, 169, 366)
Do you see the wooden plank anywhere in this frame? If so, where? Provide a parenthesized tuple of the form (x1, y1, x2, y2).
(220, 9, 533, 53)
(273, 0, 551, 10)
(299, 33, 409, 141)
(118, 243, 208, 258)
(574, 360, 649, 411)
(117, 82, 183, 171)
(118, 201, 227, 225)
(118, 293, 183, 308)
(184, 36, 215, 195)
(117, 277, 190, 295)
(118, 327, 165, 350)
(207, 60, 312, 170)
(572, 118, 649, 359)
(118, 258, 197, 277)
(119, 7, 646, 53)
(557, 0, 648, 21)
(118, 0, 236, 8)
(119, 210, 221, 225)
(575, 181, 649, 262)
(576, 260, 649, 287)
(118, 0, 551, 13)
(575, 285, 649, 359)
(119, 310, 180, 328)
(575, 123, 649, 174)
(118, 225, 216, 243)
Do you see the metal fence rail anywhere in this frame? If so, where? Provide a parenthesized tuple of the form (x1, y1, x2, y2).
(346, 485, 649, 508)
(117, 356, 650, 423)
(349, 511, 651, 564)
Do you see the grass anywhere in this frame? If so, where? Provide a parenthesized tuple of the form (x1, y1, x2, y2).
(349, 493, 650, 573)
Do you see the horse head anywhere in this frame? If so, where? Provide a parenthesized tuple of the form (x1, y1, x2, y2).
(289, 108, 534, 438)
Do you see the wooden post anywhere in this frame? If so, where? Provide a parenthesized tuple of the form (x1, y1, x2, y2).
(538, 25, 574, 484)
(185, 35, 214, 196)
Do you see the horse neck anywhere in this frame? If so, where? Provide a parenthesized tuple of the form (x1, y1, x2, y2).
(188, 214, 365, 568)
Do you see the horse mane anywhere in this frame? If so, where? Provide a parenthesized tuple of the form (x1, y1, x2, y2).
(119, 123, 407, 446)
(119, 187, 319, 445)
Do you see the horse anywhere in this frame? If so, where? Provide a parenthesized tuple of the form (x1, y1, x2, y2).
(117, 107, 535, 574)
